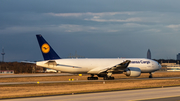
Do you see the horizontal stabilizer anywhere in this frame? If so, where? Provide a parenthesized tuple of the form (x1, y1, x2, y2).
(20, 61, 36, 64)
(45, 60, 57, 66)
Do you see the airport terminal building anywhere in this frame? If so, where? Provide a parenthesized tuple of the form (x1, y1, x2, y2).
(177, 53, 180, 60)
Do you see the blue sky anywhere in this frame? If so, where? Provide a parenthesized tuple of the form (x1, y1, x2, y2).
(1, 0, 180, 61)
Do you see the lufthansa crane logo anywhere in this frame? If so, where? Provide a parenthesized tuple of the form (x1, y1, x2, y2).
(41, 43, 50, 53)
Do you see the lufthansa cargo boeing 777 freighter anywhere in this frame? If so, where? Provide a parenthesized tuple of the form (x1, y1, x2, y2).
(36, 35, 161, 80)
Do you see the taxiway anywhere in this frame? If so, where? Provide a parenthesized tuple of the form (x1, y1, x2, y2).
(1, 86, 180, 101)
(1, 77, 180, 85)
(0, 73, 74, 78)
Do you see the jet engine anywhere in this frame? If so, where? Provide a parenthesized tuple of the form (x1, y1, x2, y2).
(124, 67, 141, 77)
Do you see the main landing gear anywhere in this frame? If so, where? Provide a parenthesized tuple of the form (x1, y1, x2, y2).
(149, 72, 153, 78)
(87, 74, 98, 80)
(103, 76, 114, 80)
(87, 74, 115, 80)
(103, 72, 114, 80)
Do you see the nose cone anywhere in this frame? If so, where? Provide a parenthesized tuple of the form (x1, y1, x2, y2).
(151, 60, 161, 71)
(154, 61, 161, 70)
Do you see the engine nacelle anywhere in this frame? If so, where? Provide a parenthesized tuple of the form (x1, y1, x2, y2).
(124, 67, 141, 77)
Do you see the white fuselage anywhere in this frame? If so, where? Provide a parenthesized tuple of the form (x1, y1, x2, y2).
(36, 58, 161, 74)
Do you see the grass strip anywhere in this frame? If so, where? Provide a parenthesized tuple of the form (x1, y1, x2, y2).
(1, 78, 180, 99)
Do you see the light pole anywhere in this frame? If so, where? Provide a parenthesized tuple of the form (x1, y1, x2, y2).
(1, 47, 5, 62)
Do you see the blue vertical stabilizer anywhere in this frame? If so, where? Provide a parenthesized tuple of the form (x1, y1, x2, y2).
(36, 34, 61, 60)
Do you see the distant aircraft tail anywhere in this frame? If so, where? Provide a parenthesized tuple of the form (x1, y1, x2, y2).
(36, 34, 61, 60)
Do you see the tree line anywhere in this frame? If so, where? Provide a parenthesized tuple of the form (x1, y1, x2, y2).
(0, 62, 43, 74)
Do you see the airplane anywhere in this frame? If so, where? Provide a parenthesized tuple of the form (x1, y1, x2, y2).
(36, 34, 162, 80)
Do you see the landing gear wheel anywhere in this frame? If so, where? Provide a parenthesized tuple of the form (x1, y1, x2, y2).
(103, 76, 108, 80)
(103, 76, 114, 80)
(149, 73, 153, 78)
(87, 77, 98, 80)
(149, 75, 152, 78)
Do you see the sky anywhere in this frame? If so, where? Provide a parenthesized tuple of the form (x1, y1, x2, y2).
(1, 0, 180, 61)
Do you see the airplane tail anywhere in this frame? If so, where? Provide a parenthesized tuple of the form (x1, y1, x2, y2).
(36, 34, 61, 60)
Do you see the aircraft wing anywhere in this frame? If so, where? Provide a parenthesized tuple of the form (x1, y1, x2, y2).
(108, 60, 131, 71)
(88, 60, 131, 74)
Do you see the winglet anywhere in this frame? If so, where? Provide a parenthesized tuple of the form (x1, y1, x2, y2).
(36, 34, 61, 60)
